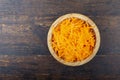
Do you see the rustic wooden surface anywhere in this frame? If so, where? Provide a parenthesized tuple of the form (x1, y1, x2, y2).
(0, 0, 119, 80)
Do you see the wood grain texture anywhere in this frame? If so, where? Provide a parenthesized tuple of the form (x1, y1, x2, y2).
(0, 55, 119, 80)
(0, 0, 119, 55)
(0, 0, 119, 79)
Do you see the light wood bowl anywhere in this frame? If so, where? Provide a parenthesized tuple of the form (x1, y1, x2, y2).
(47, 13, 100, 66)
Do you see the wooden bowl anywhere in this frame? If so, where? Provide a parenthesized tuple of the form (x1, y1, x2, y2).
(47, 13, 100, 66)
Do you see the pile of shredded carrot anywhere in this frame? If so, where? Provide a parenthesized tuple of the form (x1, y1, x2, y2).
(51, 17, 96, 62)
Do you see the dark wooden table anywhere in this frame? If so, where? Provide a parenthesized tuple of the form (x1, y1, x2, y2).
(0, 0, 119, 80)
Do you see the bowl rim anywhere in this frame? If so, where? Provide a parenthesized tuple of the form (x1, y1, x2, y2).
(47, 13, 100, 66)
